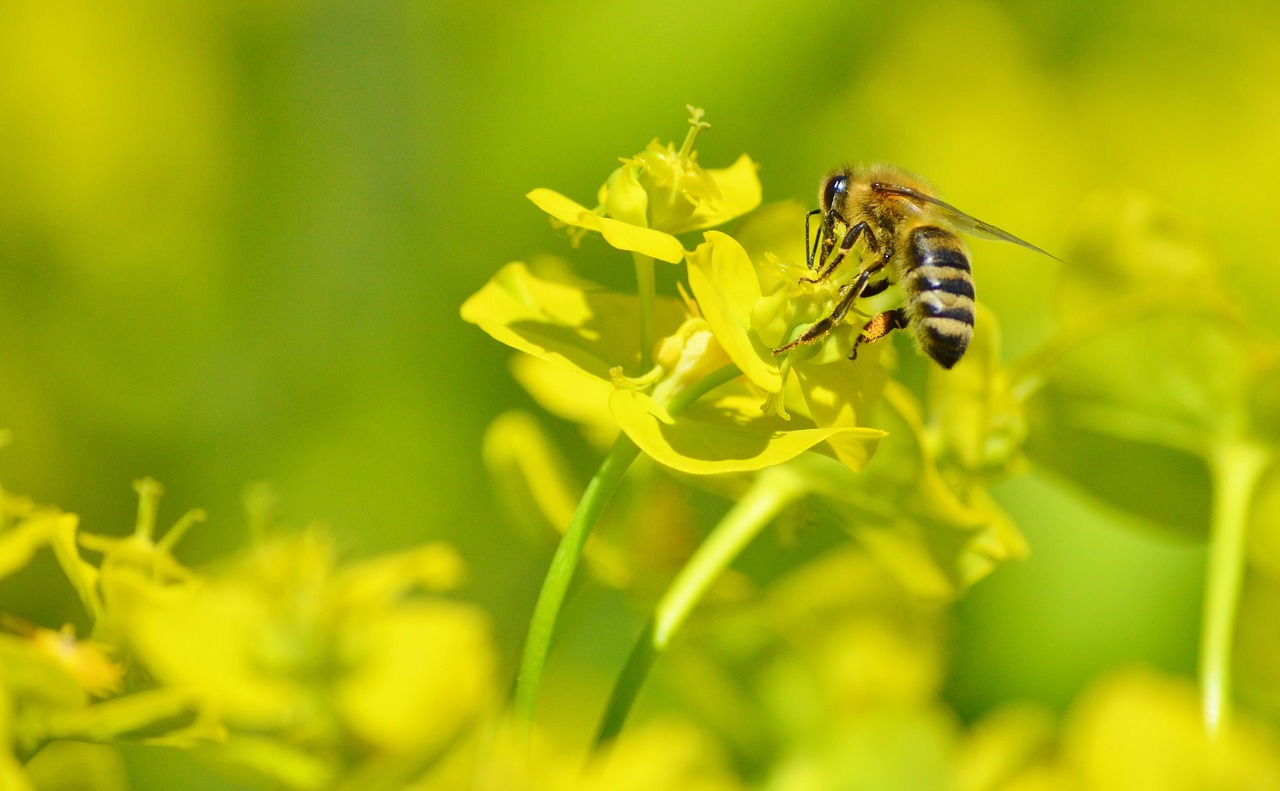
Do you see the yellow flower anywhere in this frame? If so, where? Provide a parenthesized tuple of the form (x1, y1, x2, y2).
(461, 259, 883, 475)
(527, 107, 761, 263)
(109, 528, 498, 787)
(426, 718, 747, 791)
(686, 205, 889, 433)
(1059, 670, 1280, 790)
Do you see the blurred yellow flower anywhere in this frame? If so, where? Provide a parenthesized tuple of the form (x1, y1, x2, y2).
(337, 599, 495, 756)
(109, 526, 498, 784)
(1059, 670, 1280, 791)
(26, 624, 122, 698)
(429, 718, 745, 791)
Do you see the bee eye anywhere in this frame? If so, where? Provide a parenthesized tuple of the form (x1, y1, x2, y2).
(822, 174, 848, 210)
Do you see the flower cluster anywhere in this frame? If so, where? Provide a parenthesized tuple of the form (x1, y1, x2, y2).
(461, 108, 1036, 755)
(0, 479, 498, 789)
(463, 108, 1028, 600)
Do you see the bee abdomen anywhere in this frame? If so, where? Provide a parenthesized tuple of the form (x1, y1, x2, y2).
(906, 226, 975, 369)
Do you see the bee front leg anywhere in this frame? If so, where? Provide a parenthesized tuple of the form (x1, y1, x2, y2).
(804, 209, 825, 269)
(802, 221, 877, 284)
(848, 308, 908, 361)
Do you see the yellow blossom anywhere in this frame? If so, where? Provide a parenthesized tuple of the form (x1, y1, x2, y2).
(462, 259, 883, 475)
(528, 107, 761, 263)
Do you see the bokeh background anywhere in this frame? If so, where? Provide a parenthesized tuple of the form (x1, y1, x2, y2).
(2, 1, 1277, 786)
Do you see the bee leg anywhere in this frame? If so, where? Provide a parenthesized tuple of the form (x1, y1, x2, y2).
(802, 221, 877, 284)
(807, 209, 842, 271)
(804, 209, 824, 269)
(848, 309, 908, 361)
(773, 264, 879, 355)
(858, 277, 891, 299)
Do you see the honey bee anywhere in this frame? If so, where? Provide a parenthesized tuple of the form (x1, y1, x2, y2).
(772, 164, 1058, 369)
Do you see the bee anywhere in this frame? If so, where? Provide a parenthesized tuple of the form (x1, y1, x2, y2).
(772, 164, 1058, 369)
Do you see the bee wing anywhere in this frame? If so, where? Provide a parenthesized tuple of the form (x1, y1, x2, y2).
(876, 184, 1063, 262)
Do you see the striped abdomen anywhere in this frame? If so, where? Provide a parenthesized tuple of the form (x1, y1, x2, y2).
(903, 225, 975, 369)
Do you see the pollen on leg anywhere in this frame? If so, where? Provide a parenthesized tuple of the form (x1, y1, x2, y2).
(860, 310, 906, 345)
(849, 309, 908, 360)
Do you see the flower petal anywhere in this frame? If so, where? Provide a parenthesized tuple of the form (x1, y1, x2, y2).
(790, 382, 1027, 598)
(338, 602, 496, 755)
(596, 216, 685, 263)
(687, 232, 781, 393)
(510, 354, 617, 447)
(603, 165, 648, 227)
(610, 388, 883, 475)
(460, 260, 686, 381)
(796, 343, 890, 471)
(526, 188, 600, 229)
(672, 153, 763, 235)
(527, 188, 684, 263)
(654, 154, 763, 236)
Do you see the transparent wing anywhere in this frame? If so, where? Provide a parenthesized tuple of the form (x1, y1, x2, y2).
(875, 183, 1063, 262)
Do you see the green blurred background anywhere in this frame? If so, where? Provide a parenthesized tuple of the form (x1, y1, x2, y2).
(2, 0, 1277, 784)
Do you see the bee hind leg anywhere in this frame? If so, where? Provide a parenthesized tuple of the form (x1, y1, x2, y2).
(849, 309, 907, 361)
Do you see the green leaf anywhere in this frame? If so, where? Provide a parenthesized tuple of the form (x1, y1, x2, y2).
(1026, 386, 1213, 536)
(1026, 191, 1256, 536)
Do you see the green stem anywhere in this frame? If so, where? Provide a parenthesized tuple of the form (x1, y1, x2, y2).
(514, 435, 641, 727)
(593, 466, 810, 745)
(634, 253, 656, 373)
(513, 362, 743, 729)
(654, 467, 809, 647)
(1199, 440, 1271, 736)
(665, 363, 743, 413)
